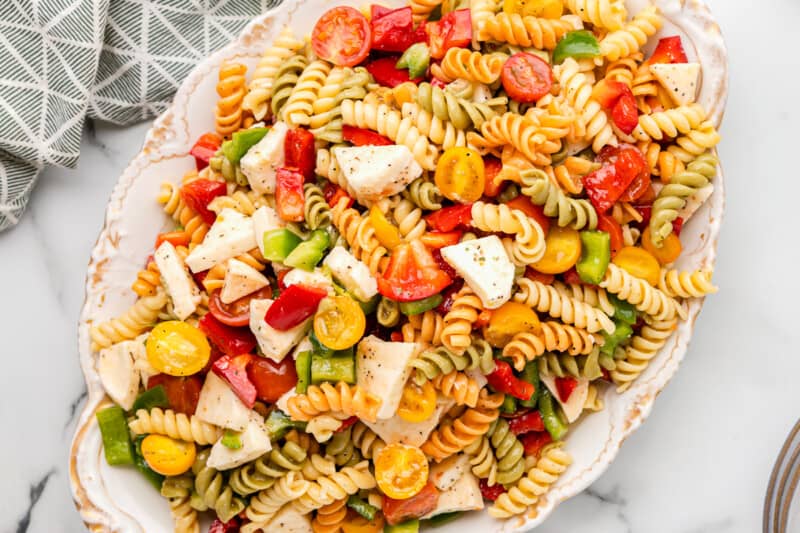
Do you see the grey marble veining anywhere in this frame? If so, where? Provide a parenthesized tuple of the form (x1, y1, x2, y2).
(1, 1, 798, 531)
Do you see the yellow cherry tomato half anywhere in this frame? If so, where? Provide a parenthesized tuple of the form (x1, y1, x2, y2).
(641, 227, 683, 266)
(612, 246, 661, 287)
(531, 226, 582, 274)
(375, 443, 429, 500)
(146, 321, 210, 377)
(435, 147, 485, 203)
(342, 512, 385, 533)
(503, 0, 563, 18)
(140, 434, 196, 476)
(397, 380, 437, 422)
(313, 295, 366, 350)
(369, 205, 403, 250)
(483, 301, 541, 348)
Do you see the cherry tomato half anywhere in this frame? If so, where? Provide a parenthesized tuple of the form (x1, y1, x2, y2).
(435, 147, 485, 203)
(612, 246, 660, 286)
(247, 357, 298, 403)
(501, 52, 553, 103)
(597, 213, 624, 257)
(147, 374, 203, 415)
(397, 381, 437, 422)
(641, 227, 682, 265)
(313, 295, 367, 350)
(483, 301, 540, 348)
(208, 286, 273, 327)
(531, 226, 582, 274)
(146, 321, 211, 377)
(312, 6, 372, 67)
(141, 435, 196, 476)
(375, 443, 430, 500)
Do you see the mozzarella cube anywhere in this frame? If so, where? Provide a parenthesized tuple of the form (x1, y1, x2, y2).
(97, 340, 141, 410)
(276, 388, 298, 414)
(650, 62, 701, 106)
(422, 469, 484, 518)
(249, 299, 312, 362)
(291, 335, 313, 361)
(363, 395, 454, 447)
(207, 412, 272, 470)
(221, 258, 269, 304)
(676, 183, 714, 223)
(130, 333, 156, 384)
(356, 336, 422, 419)
(282, 268, 334, 295)
(441, 236, 514, 309)
(323, 247, 378, 301)
(541, 376, 589, 423)
(185, 208, 256, 272)
(196, 372, 251, 431)
(252, 205, 285, 257)
(240, 121, 288, 194)
(429, 454, 471, 491)
(154, 241, 200, 320)
(332, 145, 422, 204)
(265, 505, 313, 532)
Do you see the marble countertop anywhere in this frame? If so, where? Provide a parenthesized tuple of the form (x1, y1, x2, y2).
(1, 1, 796, 531)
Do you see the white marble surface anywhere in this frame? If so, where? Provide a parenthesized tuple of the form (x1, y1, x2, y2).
(0, 1, 796, 531)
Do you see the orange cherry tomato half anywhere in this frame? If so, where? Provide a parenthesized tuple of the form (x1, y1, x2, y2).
(397, 380, 437, 422)
(612, 246, 661, 286)
(140, 435, 196, 476)
(531, 226, 582, 274)
(375, 443, 430, 500)
(146, 321, 211, 376)
(483, 301, 540, 348)
(369, 205, 403, 249)
(342, 513, 385, 533)
(641, 226, 682, 265)
(313, 295, 366, 350)
(312, 7, 372, 67)
(435, 147, 485, 203)
(501, 52, 553, 103)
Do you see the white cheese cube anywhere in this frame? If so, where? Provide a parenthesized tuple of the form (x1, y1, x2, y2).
(221, 258, 269, 304)
(323, 246, 378, 301)
(282, 268, 334, 294)
(649, 63, 701, 106)
(291, 335, 313, 360)
(249, 299, 312, 363)
(154, 241, 200, 320)
(356, 336, 422, 419)
(332, 145, 422, 204)
(429, 454, 471, 491)
(240, 121, 288, 194)
(441, 236, 514, 309)
(252, 205, 286, 257)
(97, 340, 141, 411)
(185, 208, 256, 272)
(362, 395, 454, 447)
(422, 469, 484, 518)
(676, 183, 714, 224)
(207, 412, 272, 470)
(265, 505, 313, 532)
(275, 388, 298, 414)
(541, 376, 589, 423)
(196, 372, 251, 431)
(130, 333, 156, 384)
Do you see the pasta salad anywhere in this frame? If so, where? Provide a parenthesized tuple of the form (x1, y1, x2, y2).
(91, 0, 721, 531)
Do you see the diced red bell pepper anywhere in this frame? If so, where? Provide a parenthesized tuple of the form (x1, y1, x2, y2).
(507, 410, 545, 435)
(199, 314, 257, 356)
(208, 517, 240, 533)
(583, 145, 647, 213)
(191, 269, 208, 287)
(189, 132, 222, 171)
(147, 374, 202, 415)
(555, 376, 578, 403)
(524, 267, 555, 286)
(371, 6, 418, 52)
(335, 416, 359, 433)
(431, 248, 458, 279)
(383, 481, 440, 525)
(562, 267, 584, 286)
(155, 231, 191, 249)
(506, 196, 551, 235)
(342, 125, 393, 146)
(179, 178, 227, 225)
(264, 283, 328, 330)
(323, 182, 354, 208)
(390, 331, 404, 342)
(596, 213, 624, 257)
(435, 279, 463, 315)
(673, 217, 684, 236)
(284, 128, 316, 182)
(519, 431, 553, 457)
(366, 57, 424, 88)
(592, 79, 629, 109)
(430, 74, 448, 89)
(426, 9, 471, 59)
(482, 156, 504, 197)
(479, 479, 507, 501)
(420, 230, 462, 249)
(424, 203, 473, 232)
(275, 167, 306, 222)
(474, 309, 492, 329)
(611, 91, 639, 135)
(632, 204, 652, 227)
(648, 36, 688, 65)
(377, 239, 452, 302)
(487, 360, 535, 401)
(212, 354, 257, 408)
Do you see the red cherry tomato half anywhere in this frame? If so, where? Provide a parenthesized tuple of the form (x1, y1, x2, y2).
(501, 52, 553, 103)
(248, 357, 299, 404)
(596, 213, 624, 257)
(147, 374, 203, 415)
(312, 6, 371, 67)
(208, 287, 273, 327)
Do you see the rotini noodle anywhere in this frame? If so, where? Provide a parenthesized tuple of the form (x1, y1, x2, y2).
(658, 269, 717, 299)
(215, 62, 247, 138)
(518, 168, 598, 229)
(129, 408, 222, 445)
(513, 277, 616, 333)
(90, 291, 167, 351)
(286, 382, 382, 423)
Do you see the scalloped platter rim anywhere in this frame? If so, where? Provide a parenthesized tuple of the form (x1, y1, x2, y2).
(70, 1, 728, 531)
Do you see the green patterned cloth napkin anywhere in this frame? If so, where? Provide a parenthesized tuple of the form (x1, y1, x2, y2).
(0, 0, 278, 231)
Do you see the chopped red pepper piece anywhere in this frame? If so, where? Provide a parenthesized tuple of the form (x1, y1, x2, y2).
(583, 145, 647, 213)
(208, 517, 240, 533)
(648, 36, 688, 65)
(672, 217, 684, 236)
(596, 213, 624, 257)
(179, 178, 227, 225)
(212, 354, 257, 408)
(323, 182, 354, 208)
(383, 481, 440, 525)
(198, 314, 257, 356)
(371, 6, 419, 52)
(487, 360, 535, 401)
(377, 239, 452, 302)
(435, 279, 464, 315)
(474, 309, 492, 329)
(275, 167, 306, 222)
(366, 56, 424, 88)
(424, 203, 473, 232)
(555, 376, 578, 403)
(479, 479, 507, 502)
(189, 132, 222, 171)
(284, 128, 316, 182)
(507, 410, 545, 435)
(247, 356, 297, 403)
(482, 156, 504, 197)
(611, 90, 639, 135)
(342, 125, 394, 146)
(562, 267, 584, 286)
(426, 9, 471, 59)
(264, 283, 328, 330)
(335, 416, 359, 433)
(390, 331, 404, 342)
(519, 431, 553, 457)
(632, 204, 652, 227)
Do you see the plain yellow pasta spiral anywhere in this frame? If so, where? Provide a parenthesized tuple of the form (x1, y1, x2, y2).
(410, 0, 443, 23)
(658, 269, 718, 299)
(390, 197, 427, 239)
(242, 472, 310, 532)
(553, 281, 616, 317)
(513, 277, 616, 333)
(282, 60, 333, 127)
(600, 264, 682, 321)
(489, 442, 572, 518)
(441, 286, 484, 354)
(603, 52, 643, 87)
(161, 476, 199, 533)
(351, 422, 386, 460)
(470, 0, 498, 41)
(400, 103, 468, 151)
(286, 382, 382, 423)
(667, 121, 722, 163)
(207, 189, 269, 216)
(564, 0, 627, 30)
(611, 316, 678, 391)
(214, 62, 247, 138)
(291, 461, 377, 515)
(503, 322, 601, 370)
(599, 5, 663, 62)
(401, 310, 445, 345)
(90, 291, 167, 351)
(129, 408, 223, 445)
(470, 201, 547, 265)
(632, 104, 708, 142)
(439, 48, 507, 84)
(243, 27, 305, 120)
(432, 371, 482, 407)
(331, 198, 390, 276)
(583, 382, 605, 412)
(483, 13, 577, 49)
(157, 182, 209, 245)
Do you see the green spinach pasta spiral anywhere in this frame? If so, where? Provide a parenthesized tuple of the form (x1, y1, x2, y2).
(228, 441, 307, 496)
(518, 168, 598, 230)
(191, 449, 245, 523)
(376, 296, 400, 327)
(403, 176, 443, 210)
(270, 54, 308, 118)
(538, 347, 604, 380)
(411, 337, 495, 384)
(310, 66, 372, 143)
(325, 426, 363, 467)
(416, 82, 505, 130)
(303, 182, 332, 230)
(486, 418, 526, 485)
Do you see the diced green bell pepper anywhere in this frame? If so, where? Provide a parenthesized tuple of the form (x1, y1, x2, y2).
(423, 512, 462, 528)
(96, 406, 135, 466)
(601, 320, 634, 357)
(500, 394, 518, 414)
(576, 230, 611, 285)
(311, 353, 356, 384)
(609, 294, 638, 325)
(310, 330, 335, 358)
(133, 435, 165, 490)
(385, 519, 420, 533)
(265, 410, 306, 441)
(399, 294, 443, 316)
(222, 127, 269, 163)
(519, 361, 540, 409)
(553, 30, 601, 64)
(295, 350, 312, 393)
(539, 388, 568, 441)
(284, 229, 330, 270)
(131, 385, 169, 413)
(263, 229, 302, 262)
(222, 429, 243, 450)
(347, 494, 379, 521)
(397, 43, 431, 79)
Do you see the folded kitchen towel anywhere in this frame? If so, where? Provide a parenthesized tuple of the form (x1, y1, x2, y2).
(0, 0, 278, 232)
